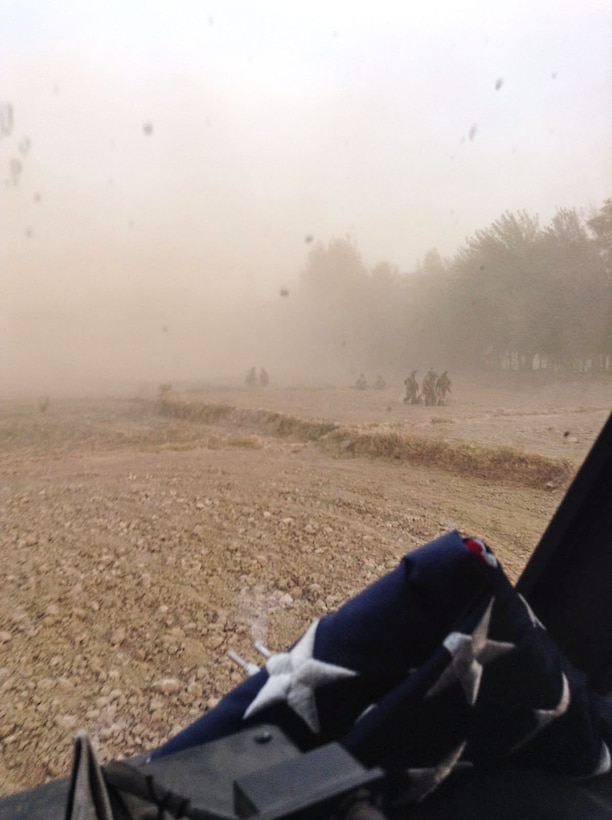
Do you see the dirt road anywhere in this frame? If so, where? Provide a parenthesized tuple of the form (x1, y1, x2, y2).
(0, 375, 609, 796)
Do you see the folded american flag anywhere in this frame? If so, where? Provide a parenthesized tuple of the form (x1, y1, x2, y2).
(151, 531, 612, 802)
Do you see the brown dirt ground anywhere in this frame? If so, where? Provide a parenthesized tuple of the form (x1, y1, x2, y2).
(1, 372, 610, 797)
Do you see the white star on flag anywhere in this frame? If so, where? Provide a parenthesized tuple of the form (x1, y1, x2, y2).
(518, 593, 546, 629)
(406, 742, 468, 802)
(533, 672, 570, 729)
(511, 673, 571, 752)
(592, 742, 612, 777)
(426, 597, 515, 705)
(243, 620, 357, 733)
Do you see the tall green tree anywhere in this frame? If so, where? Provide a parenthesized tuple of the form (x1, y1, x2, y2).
(534, 208, 609, 367)
(586, 200, 612, 364)
(588, 199, 612, 275)
(287, 203, 612, 377)
(297, 237, 370, 370)
(445, 211, 545, 368)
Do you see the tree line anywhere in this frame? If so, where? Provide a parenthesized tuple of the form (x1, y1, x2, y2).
(293, 200, 612, 373)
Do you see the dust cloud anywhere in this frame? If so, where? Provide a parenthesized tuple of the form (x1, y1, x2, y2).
(1, 218, 351, 397)
(1, 3, 611, 398)
(1, 276, 331, 398)
(0, 84, 330, 398)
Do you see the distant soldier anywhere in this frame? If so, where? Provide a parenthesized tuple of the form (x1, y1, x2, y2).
(158, 383, 173, 401)
(373, 374, 386, 390)
(354, 373, 368, 390)
(436, 370, 452, 405)
(259, 368, 270, 388)
(245, 367, 257, 388)
(403, 370, 420, 404)
(422, 368, 439, 406)
(39, 395, 50, 413)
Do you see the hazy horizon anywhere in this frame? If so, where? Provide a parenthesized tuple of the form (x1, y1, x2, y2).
(1, 1, 611, 396)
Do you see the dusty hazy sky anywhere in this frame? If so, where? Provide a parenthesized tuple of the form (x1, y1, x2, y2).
(1, 0, 611, 390)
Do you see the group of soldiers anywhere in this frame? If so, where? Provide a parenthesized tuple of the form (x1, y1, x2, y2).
(404, 369, 452, 406)
(244, 367, 450, 403)
(245, 367, 270, 388)
(350, 370, 451, 405)
(353, 374, 387, 391)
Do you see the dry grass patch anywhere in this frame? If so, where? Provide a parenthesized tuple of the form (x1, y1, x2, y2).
(321, 429, 573, 489)
(224, 434, 264, 449)
(157, 394, 573, 490)
(160, 394, 233, 423)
